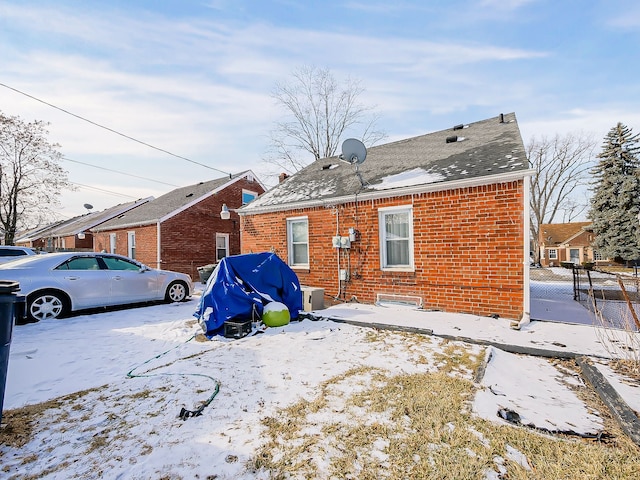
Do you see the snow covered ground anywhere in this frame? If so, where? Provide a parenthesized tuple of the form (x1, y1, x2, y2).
(1, 287, 639, 479)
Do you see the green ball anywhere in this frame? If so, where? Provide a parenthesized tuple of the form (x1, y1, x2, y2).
(262, 302, 290, 327)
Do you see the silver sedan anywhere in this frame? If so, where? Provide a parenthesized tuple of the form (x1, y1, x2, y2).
(0, 252, 193, 322)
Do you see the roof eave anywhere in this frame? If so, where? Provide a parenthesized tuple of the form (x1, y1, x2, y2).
(240, 169, 535, 216)
(92, 219, 159, 232)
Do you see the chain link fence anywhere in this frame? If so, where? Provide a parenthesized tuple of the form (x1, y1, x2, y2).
(531, 266, 640, 332)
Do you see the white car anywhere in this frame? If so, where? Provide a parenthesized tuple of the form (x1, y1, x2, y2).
(0, 252, 194, 322)
(0, 246, 37, 264)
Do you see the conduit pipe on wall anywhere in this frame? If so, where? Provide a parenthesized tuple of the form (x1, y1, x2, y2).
(335, 207, 341, 299)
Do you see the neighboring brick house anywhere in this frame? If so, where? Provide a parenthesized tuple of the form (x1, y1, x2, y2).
(91, 171, 265, 280)
(15, 198, 152, 251)
(538, 222, 598, 267)
(240, 113, 534, 322)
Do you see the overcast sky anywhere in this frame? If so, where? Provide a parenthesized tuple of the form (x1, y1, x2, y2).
(2, 0, 639, 218)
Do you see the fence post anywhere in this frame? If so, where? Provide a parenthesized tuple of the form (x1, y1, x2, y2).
(572, 266, 581, 301)
(587, 269, 596, 309)
(616, 275, 640, 330)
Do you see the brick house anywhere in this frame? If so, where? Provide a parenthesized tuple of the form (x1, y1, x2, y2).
(15, 198, 152, 251)
(538, 222, 599, 267)
(92, 171, 265, 280)
(240, 113, 534, 322)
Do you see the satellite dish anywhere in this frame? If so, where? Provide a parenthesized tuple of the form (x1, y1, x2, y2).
(341, 138, 367, 165)
(83, 203, 93, 210)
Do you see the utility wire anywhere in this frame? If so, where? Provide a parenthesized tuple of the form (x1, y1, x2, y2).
(72, 182, 138, 199)
(62, 156, 179, 188)
(0, 81, 232, 177)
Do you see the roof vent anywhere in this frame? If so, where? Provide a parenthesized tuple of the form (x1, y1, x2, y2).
(446, 136, 458, 143)
(321, 163, 339, 170)
(499, 113, 505, 123)
(186, 193, 194, 198)
(453, 124, 464, 130)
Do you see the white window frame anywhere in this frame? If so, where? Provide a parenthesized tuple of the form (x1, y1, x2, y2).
(216, 233, 229, 261)
(548, 248, 558, 260)
(242, 189, 258, 205)
(127, 231, 136, 259)
(109, 233, 117, 254)
(379, 205, 414, 271)
(287, 216, 309, 268)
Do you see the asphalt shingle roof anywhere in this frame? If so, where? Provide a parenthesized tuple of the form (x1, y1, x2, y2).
(244, 112, 530, 213)
(93, 172, 248, 231)
(539, 222, 592, 245)
(15, 198, 152, 241)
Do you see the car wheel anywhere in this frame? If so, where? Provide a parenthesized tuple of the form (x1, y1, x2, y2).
(165, 281, 188, 303)
(28, 290, 68, 321)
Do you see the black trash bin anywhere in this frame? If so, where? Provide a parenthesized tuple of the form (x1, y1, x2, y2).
(0, 280, 24, 425)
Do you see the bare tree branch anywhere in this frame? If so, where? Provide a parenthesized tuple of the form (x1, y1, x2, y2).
(263, 66, 386, 180)
(528, 132, 597, 262)
(0, 111, 74, 244)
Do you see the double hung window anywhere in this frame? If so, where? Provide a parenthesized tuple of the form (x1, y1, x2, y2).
(379, 206, 414, 270)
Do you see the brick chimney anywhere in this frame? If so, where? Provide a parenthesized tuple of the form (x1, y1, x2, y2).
(278, 172, 289, 183)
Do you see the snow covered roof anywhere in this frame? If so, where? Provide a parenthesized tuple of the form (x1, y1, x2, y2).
(242, 113, 532, 214)
(92, 171, 257, 231)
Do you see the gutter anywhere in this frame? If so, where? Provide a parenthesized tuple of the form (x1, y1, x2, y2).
(240, 169, 536, 216)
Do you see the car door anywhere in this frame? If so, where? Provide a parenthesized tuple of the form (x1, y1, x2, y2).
(101, 255, 161, 304)
(53, 256, 112, 309)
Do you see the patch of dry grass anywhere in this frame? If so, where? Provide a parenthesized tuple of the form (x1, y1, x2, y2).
(251, 359, 640, 479)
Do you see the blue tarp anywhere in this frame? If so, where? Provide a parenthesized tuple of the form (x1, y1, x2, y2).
(194, 252, 303, 336)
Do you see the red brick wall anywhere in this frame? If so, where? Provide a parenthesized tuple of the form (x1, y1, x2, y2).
(241, 180, 526, 320)
(61, 234, 93, 250)
(94, 224, 157, 265)
(94, 177, 265, 280)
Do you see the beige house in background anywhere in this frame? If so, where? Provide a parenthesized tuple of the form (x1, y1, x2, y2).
(538, 222, 600, 267)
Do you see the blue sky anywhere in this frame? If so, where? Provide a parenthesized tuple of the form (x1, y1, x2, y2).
(1, 0, 639, 218)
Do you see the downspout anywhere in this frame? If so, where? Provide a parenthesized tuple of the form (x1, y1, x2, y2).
(156, 221, 161, 269)
(336, 208, 340, 299)
(512, 177, 531, 329)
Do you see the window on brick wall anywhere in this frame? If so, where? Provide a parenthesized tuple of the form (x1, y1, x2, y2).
(379, 206, 414, 270)
(548, 248, 557, 260)
(127, 231, 136, 260)
(216, 233, 229, 261)
(242, 189, 258, 205)
(109, 233, 117, 254)
(287, 217, 309, 268)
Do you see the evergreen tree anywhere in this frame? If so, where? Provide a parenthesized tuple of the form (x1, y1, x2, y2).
(589, 123, 640, 262)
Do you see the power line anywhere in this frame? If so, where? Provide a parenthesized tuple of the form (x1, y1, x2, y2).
(62, 156, 180, 188)
(72, 182, 138, 199)
(0, 81, 233, 177)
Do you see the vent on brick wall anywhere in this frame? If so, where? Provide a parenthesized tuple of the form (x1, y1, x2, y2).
(376, 293, 423, 308)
